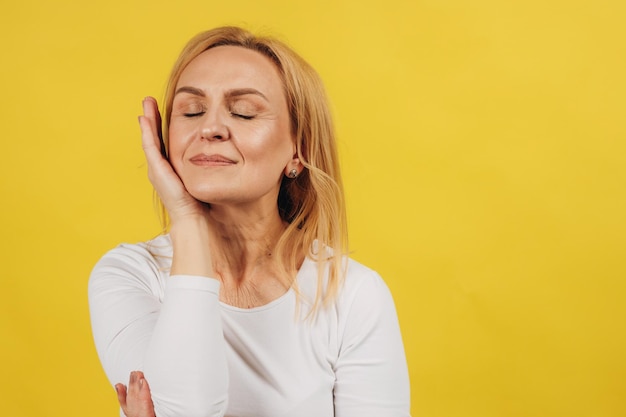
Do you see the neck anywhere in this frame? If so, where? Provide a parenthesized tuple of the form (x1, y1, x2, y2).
(207, 204, 287, 281)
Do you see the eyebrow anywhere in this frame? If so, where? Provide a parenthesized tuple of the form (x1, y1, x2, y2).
(174, 86, 205, 97)
(225, 88, 268, 102)
(174, 86, 269, 102)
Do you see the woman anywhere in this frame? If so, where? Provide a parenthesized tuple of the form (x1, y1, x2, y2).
(89, 26, 410, 417)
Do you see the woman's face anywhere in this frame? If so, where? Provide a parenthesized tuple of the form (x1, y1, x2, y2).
(168, 45, 294, 210)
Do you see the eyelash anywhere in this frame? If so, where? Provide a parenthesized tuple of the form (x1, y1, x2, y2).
(182, 111, 255, 120)
(231, 112, 255, 120)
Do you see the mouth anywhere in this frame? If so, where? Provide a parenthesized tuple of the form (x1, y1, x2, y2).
(189, 154, 237, 166)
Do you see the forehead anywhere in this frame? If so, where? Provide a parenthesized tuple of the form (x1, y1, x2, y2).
(177, 45, 284, 96)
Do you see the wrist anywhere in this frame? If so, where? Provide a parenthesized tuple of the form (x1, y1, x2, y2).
(169, 214, 211, 236)
(169, 216, 215, 278)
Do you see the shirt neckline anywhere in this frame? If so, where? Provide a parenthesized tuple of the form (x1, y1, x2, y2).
(218, 257, 314, 313)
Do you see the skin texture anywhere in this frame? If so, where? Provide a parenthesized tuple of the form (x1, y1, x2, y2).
(116, 46, 304, 416)
(115, 372, 155, 417)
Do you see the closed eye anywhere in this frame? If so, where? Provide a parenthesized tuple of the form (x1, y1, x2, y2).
(231, 112, 255, 120)
(183, 111, 205, 117)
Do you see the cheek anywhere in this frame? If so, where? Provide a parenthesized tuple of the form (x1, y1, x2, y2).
(242, 122, 293, 158)
(244, 140, 291, 171)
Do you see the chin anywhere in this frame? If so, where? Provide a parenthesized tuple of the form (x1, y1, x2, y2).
(188, 189, 227, 205)
(187, 183, 246, 206)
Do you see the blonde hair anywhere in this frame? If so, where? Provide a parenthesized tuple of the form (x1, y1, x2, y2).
(158, 26, 348, 312)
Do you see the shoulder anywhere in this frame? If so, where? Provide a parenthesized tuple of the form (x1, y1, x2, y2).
(93, 234, 172, 268)
(330, 258, 402, 354)
(331, 258, 398, 330)
(340, 258, 393, 308)
(297, 254, 392, 308)
(88, 235, 172, 300)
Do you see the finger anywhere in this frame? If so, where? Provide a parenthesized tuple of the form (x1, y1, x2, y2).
(139, 116, 178, 194)
(138, 377, 156, 417)
(139, 114, 170, 174)
(138, 374, 152, 400)
(144, 97, 164, 152)
(126, 372, 156, 417)
(129, 370, 150, 399)
(140, 99, 163, 159)
(142, 97, 163, 141)
(148, 96, 164, 148)
(115, 383, 128, 409)
(142, 96, 159, 125)
(134, 370, 146, 380)
(127, 370, 142, 397)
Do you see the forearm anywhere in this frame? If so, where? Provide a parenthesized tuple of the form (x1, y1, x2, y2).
(143, 276, 228, 417)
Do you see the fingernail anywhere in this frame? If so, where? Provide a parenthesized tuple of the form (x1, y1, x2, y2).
(139, 378, 144, 387)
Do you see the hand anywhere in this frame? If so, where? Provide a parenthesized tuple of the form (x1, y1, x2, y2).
(115, 371, 156, 417)
(140, 97, 215, 277)
(139, 97, 209, 222)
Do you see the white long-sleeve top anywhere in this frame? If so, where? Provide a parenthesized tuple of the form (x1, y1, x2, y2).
(88, 235, 410, 417)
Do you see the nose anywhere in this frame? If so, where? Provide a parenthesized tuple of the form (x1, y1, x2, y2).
(199, 110, 230, 141)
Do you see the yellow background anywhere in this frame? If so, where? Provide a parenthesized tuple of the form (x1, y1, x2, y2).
(1, 0, 624, 416)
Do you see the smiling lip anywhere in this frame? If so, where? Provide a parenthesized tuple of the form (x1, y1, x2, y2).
(189, 154, 236, 166)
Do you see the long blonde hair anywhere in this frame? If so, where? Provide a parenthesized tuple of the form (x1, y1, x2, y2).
(159, 26, 348, 311)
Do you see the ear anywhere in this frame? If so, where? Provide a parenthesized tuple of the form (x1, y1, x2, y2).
(284, 156, 302, 178)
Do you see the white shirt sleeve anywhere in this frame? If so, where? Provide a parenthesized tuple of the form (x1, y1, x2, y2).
(88, 243, 228, 417)
(333, 270, 411, 417)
